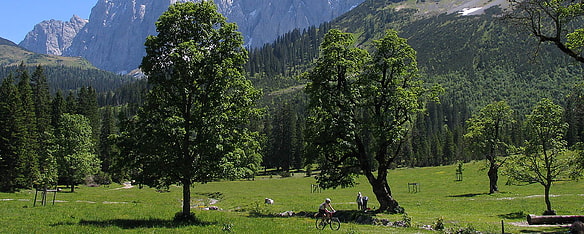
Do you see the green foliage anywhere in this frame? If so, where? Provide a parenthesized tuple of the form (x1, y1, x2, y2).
(465, 101, 514, 193)
(507, 0, 584, 63)
(125, 1, 262, 216)
(504, 99, 574, 213)
(305, 29, 440, 213)
(55, 113, 100, 192)
(433, 216, 445, 231)
(0, 65, 134, 95)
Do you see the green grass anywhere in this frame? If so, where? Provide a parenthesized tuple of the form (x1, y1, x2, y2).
(1, 161, 583, 233)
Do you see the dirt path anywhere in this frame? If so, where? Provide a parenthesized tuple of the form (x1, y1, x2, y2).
(111, 182, 133, 190)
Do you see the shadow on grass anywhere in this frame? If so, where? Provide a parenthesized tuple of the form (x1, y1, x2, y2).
(51, 218, 216, 229)
(499, 211, 527, 220)
(447, 192, 489, 198)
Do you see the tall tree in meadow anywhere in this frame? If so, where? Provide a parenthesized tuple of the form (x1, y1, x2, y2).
(465, 101, 514, 194)
(124, 1, 262, 219)
(505, 99, 574, 215)
(305, 29, 440, 213)
(54, 113, 100, 193)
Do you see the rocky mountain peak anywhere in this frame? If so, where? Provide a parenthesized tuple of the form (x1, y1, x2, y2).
(23, 0, 364, 73)
(19, 15, 88, 55)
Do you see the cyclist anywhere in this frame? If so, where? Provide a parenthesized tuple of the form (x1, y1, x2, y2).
(318, 198, 336, 220)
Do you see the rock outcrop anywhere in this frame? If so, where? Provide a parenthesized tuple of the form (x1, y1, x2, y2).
(19, 15, 87, 55)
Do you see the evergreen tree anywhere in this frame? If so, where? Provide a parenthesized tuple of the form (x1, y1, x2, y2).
(16, 65, 40, 188)
(0, 74, 24, 191)
(51, 91, 66, 130)
(65, 91, 77, 114)
(32, 65, 58, 189)
(77, 86, 100, 144)
(98, 106, 117, 173)
(31, 65, 51, 133)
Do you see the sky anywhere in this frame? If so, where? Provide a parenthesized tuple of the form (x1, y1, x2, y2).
(0, 0, 98, 44)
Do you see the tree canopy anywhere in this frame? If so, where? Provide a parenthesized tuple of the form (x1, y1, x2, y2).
(465, 101, 514, 194)
(122, 1, 262, 219)
(305, 29, 441, 213)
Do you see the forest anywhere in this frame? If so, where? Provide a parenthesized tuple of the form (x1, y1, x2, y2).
(0, 0, 583, 195)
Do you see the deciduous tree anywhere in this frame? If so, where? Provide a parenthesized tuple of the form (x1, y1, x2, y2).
(124, 1, 262, 219)
(465, 101, 514, 194)
(506, 0, 584, 63)
(505, 99, 574, 215)
(305, 29, 440, 213)
(55, 113, 100, 192)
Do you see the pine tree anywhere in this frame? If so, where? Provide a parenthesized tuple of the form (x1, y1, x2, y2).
(16, 65, 40, 188)
(0, 74, 24, 192)
(98, 106, 117, 173)
(77, 86, 101, 150)
(51, 91, 66, 129)
(32, 65, 58, 189)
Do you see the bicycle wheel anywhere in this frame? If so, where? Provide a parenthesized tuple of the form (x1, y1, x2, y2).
(315, 218, 327, 230)
(330, 217, 340, 230)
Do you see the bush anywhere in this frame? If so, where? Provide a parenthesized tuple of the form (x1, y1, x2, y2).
(93, 172, 112, 185)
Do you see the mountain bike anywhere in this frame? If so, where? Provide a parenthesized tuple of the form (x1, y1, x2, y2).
(315, 212, 340, 230)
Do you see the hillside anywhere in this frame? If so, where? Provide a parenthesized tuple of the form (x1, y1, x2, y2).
(0, 37, 93, 68)
(0, 37, 135, 97)
(251, 1, 583, 114)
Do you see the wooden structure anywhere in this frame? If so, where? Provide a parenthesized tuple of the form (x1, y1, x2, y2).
(527, 214, 584, 225)
(311, 184, 321, 193)
(408, 182, 420, 193)
(33, 188, 58, 206)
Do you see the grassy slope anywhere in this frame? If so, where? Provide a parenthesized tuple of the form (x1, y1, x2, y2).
(0, 38, 93, 68)
(1, 161, 582, 233)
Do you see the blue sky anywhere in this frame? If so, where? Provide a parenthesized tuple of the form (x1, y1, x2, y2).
(0, 0, 97, 43)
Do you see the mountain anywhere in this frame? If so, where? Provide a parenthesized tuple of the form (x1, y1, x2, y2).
(21, 0, 365, 74)
(249, 0, 582, 114)
(19, 15, 88, 56)
(0, 37, 92, 68)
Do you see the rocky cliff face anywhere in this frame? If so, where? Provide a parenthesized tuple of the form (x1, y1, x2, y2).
(19, 15, 87, 55)
(22, 0, 364, 73)
(63, 0, 171, 73)
(214, 0, 363, 47)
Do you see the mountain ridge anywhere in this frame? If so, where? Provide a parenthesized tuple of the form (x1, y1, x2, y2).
(21, 0, 365, 73)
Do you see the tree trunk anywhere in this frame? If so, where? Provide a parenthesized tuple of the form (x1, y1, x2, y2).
(70, 181, 75, 193)
(543, 184, 555, 215)
(370, 177, 403, 213)
(182, 180, 191, 215)
(488, 164, 498, 194)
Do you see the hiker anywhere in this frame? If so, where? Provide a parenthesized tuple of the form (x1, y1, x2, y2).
(362, 196, 369, 210)
(318, 198, 336, 219)
(356, 192, 363, 210)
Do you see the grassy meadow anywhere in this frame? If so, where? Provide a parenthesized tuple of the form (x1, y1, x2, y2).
(1, 161, 583, 233)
